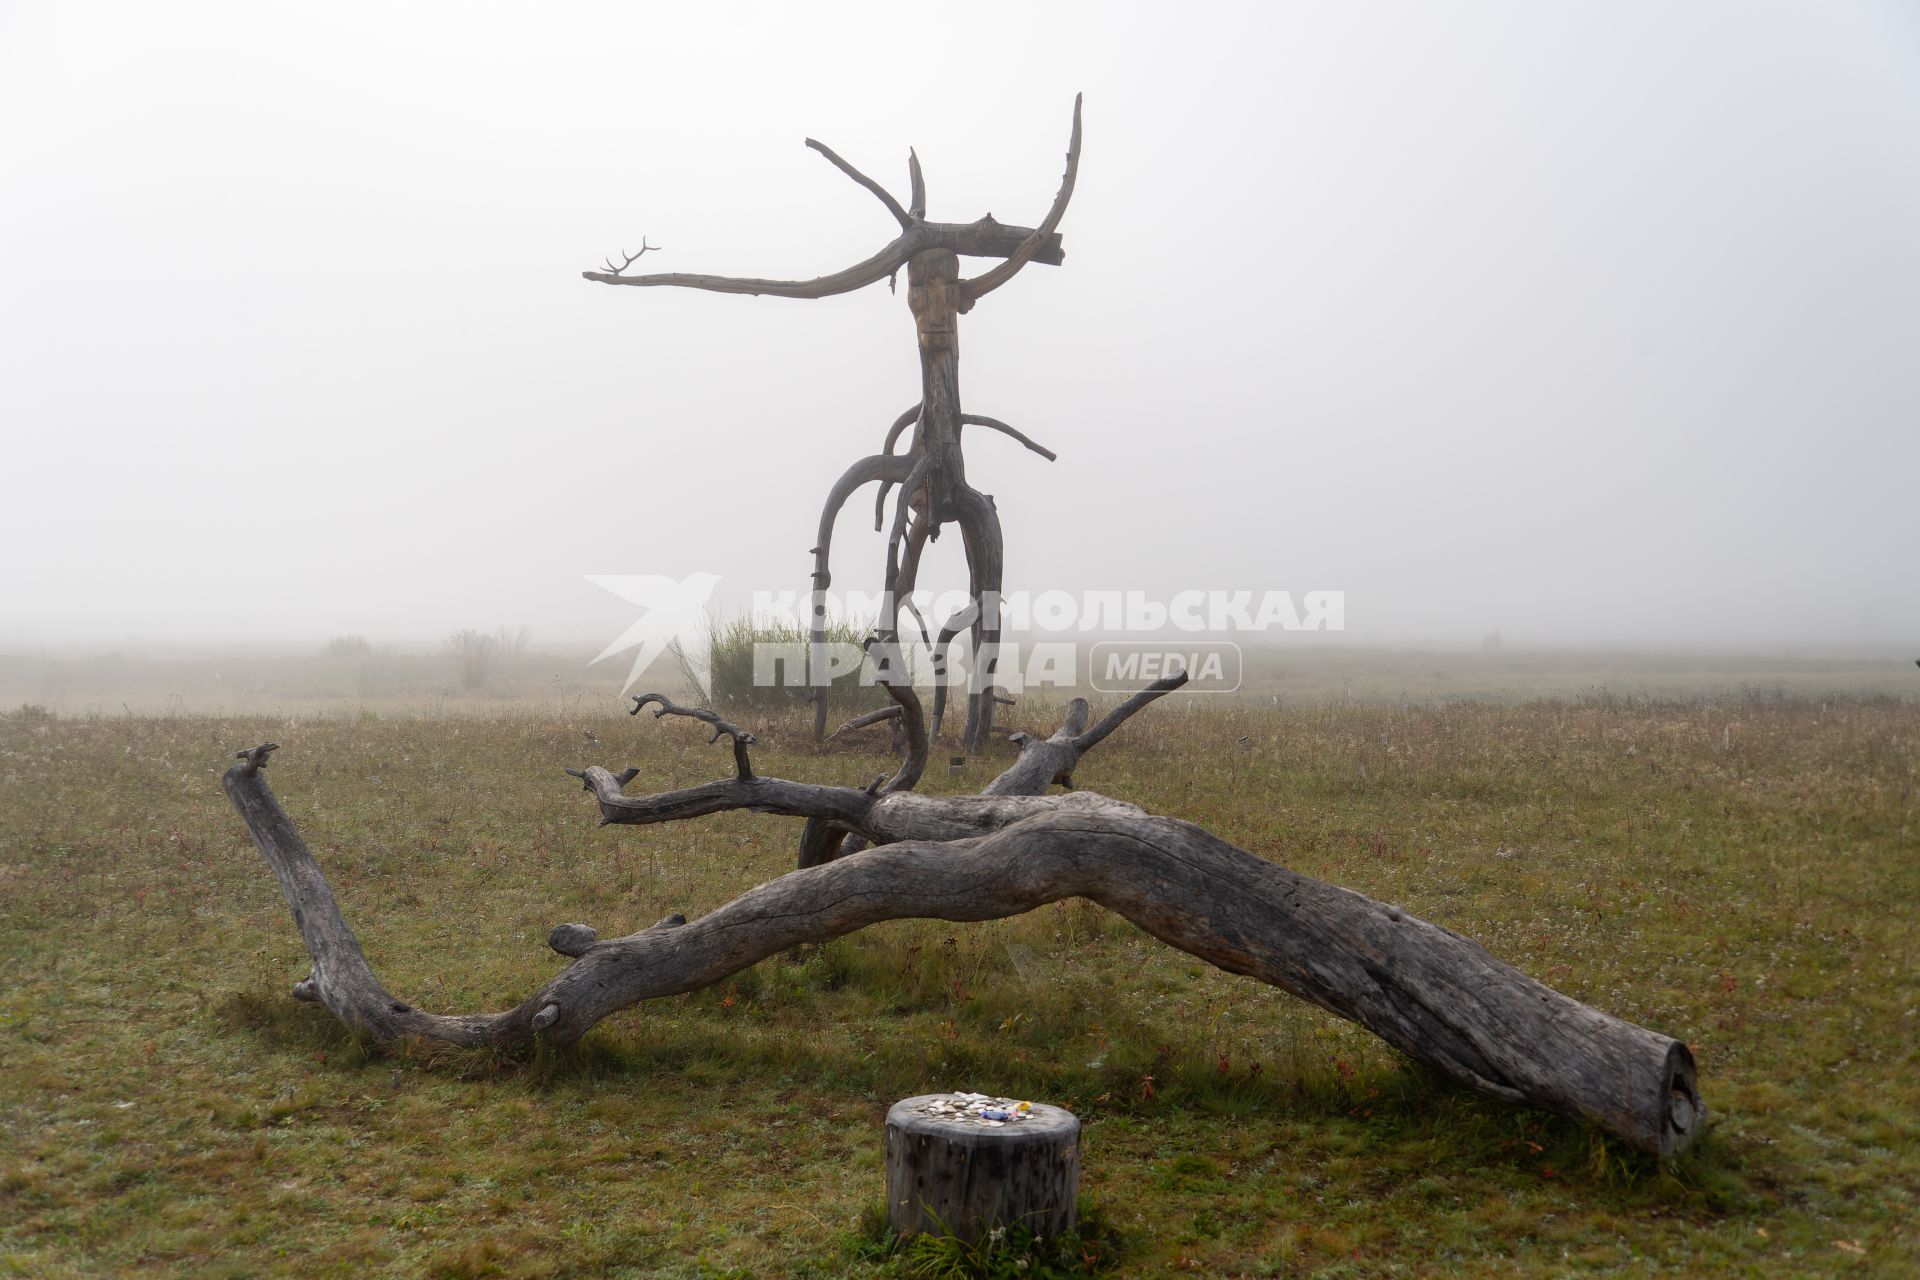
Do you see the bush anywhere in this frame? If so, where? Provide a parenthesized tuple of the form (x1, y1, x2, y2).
(323, 635, 373, 662)
(447, 629, 495, 692)
(696, 615, 897, 717)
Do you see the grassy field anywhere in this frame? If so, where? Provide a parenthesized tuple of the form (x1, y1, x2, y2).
(4, 642, 1913, 718)
(2, 690, 1916, 1277)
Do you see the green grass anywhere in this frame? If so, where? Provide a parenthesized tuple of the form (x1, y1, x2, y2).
(1, 694, 1916, 1276)
(700, 615, 894, 718)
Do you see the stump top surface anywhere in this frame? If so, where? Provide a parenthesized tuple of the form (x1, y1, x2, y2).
(888, 1094, 1079, 1141)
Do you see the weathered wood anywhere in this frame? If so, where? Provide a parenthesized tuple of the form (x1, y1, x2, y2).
(960, 94, 1083, 310)
(580, 221, 1063, 293)
(807, 452, 915, 742)
(219, 99, 1718, 1168)
(927, 217, 1063, 265)
(223, 737, 1703, 1156)
(886, 1096, 1080, 1241)
(628, 693, 757, 779)
(960, 414, 1056, 462)
(583, 103, 1079, 748)
(985, 673, 1190, 796)
(947, 484, 1005, 751)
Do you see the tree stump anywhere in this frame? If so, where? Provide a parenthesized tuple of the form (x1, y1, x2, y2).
(884, 1094, 1080, 1242)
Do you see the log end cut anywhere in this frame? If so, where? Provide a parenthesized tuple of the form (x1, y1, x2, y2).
(1659, 1039, 1705, 1159)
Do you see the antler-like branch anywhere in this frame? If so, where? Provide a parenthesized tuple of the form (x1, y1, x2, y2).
(582, 234, 918, 299)
(961, 94, 1083, 309)
(805, 138, 914, 229)
(628, 693, 758, 780)
(598, 238, 661, 276)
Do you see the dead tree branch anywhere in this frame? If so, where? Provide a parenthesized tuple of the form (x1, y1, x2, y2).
(599, 239, 661, 276)
(224, 741, 1702, 1157)
(907, 148, 927, 219)
(960, 414, 1057, 462)
(830, 705, 905, 739)
(805, 137, 914, 229)
(960, 95, 1083, 309)
(628, 693, 759, 779)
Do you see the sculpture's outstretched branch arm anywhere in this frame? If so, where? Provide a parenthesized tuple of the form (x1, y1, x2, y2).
(960, 94, 1083, 309)
(582, 236, 916, 298)
(582, 106, 1076, 296)
(805, 137, 913, 229)
(960, 414, 1058, 462)
(580, 224, 1069, 297)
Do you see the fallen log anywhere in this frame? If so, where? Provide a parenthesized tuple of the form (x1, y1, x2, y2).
(221, 729, 1702, 1156)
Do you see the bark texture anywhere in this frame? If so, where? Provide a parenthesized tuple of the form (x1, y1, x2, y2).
(222, 701, 1703, 1156)
(886, 1097, 1081, 1242)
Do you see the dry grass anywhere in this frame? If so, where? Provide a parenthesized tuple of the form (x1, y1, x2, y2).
(1, 692, 1916, 1276)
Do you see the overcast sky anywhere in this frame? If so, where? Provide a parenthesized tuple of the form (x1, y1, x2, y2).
(3, 1, 1916, 652)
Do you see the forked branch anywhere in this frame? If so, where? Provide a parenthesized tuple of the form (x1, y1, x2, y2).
(987, 672, 1190, 796)
(600, 239, 661, 276)
(630, 692, 758, 779)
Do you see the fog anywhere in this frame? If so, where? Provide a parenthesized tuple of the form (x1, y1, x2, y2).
(4, 1, 1917, 657)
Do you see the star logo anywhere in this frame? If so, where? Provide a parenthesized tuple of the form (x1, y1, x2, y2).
(585, 572, 723, 694)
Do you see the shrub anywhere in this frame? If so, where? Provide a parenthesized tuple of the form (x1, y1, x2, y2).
(447, 629, 495, 692)
(694, 615, 897, 717)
